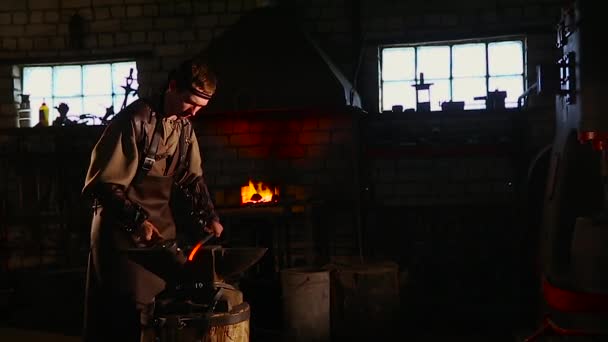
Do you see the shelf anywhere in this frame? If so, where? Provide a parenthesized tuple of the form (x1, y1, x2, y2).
(218, 205, 288, 217)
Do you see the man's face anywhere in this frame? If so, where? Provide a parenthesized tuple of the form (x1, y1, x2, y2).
(176, 90, 209, 118)
(165, 85, 210, 118)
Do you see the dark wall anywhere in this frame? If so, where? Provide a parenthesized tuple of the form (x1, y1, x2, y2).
(0, 0, 562, 117)
(0, 0, 564, 333)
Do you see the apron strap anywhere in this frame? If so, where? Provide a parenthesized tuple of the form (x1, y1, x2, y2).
(174, 121, 192, 179)
(133, 116, 163, 184)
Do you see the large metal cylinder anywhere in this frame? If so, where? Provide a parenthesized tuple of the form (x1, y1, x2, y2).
(280, 267, 330, 342)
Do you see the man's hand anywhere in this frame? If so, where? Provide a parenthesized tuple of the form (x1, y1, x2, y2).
(204, 220, 223, 237)
(132, 219, 164, 246)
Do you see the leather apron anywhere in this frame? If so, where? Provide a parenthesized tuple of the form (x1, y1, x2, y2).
(90, 173, 176, 302)
(84, 122, 183, 341)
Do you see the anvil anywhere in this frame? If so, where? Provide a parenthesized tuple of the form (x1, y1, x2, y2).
(123, 238, 267, 284)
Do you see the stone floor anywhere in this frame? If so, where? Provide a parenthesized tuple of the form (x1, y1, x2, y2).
(0, 328, 597, 342)
(0, 328, 80, 342)
(0, 319, 603, 342)
(1, 269, 605, 342)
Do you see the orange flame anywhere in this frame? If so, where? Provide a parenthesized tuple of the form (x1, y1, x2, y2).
(241, 180, 279, 205)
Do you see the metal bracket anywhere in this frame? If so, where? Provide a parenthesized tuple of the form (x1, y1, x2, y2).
(559, 52, 576, 105)
(556, 5, 575, 49)
(142, 156, 155, 171)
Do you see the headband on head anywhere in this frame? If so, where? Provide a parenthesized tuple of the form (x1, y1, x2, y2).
(168, 56, 216, 100)
(189, 62, 215, 99)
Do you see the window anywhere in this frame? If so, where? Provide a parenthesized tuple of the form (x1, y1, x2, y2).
(22, 61, 138, 125)
(380, 38, 525, 112)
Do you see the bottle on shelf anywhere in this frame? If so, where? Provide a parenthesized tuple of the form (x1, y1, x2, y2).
(38, 99, 49, 127)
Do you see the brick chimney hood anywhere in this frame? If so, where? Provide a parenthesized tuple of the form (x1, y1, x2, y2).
(203, 6, 362, 114)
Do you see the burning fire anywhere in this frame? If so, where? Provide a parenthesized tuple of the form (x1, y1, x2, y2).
(241, 180, 279, 205)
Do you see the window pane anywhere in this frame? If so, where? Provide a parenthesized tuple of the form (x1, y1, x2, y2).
(382, 80, 416, 111)
(426, 79, 450, 111)
(453, 77, 487, 109)
(452, 43, 486, 77)
(53, 66, 82, 97)
(23, 67, 52, 98)
(488, 41, 523, 76)
(47, 98, 57, 123)
(382, 48, 415, 81)
(489, 75, 524, 108)
(113, 96, 122, 114)
(83, 64, 112, 96)
(84, 95, 113, 118)
(417, 46, 450, 79)
(113, 96, 121, 115)
(113, 93, 138, 112)
(112, 61, 139, 95)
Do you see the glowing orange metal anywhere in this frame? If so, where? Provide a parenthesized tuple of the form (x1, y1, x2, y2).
(188, 240, 204, 262)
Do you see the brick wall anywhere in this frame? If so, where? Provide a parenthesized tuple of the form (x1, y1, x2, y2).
(358, 106, 554, 325)
(0, 126, 98, 270)
(293, 0, 564, 112)
(0, 0, 564, 328)
(0, 0, 262, 127)
(1, 0, 563, 120)
(194, 108, 362, 265)
(363, 108, 553, 206)
(196, 109, 359, 205)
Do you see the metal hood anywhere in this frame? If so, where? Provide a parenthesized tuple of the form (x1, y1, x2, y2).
(203, 6, 361, 114)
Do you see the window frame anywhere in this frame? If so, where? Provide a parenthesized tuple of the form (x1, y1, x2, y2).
(379, 35, 527, 112)
(20, 59, 138, 126)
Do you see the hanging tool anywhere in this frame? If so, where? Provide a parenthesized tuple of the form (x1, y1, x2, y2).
(121, 68, 138, 111)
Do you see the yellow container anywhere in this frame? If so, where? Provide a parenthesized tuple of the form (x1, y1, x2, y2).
(38, 101, 49, 126)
